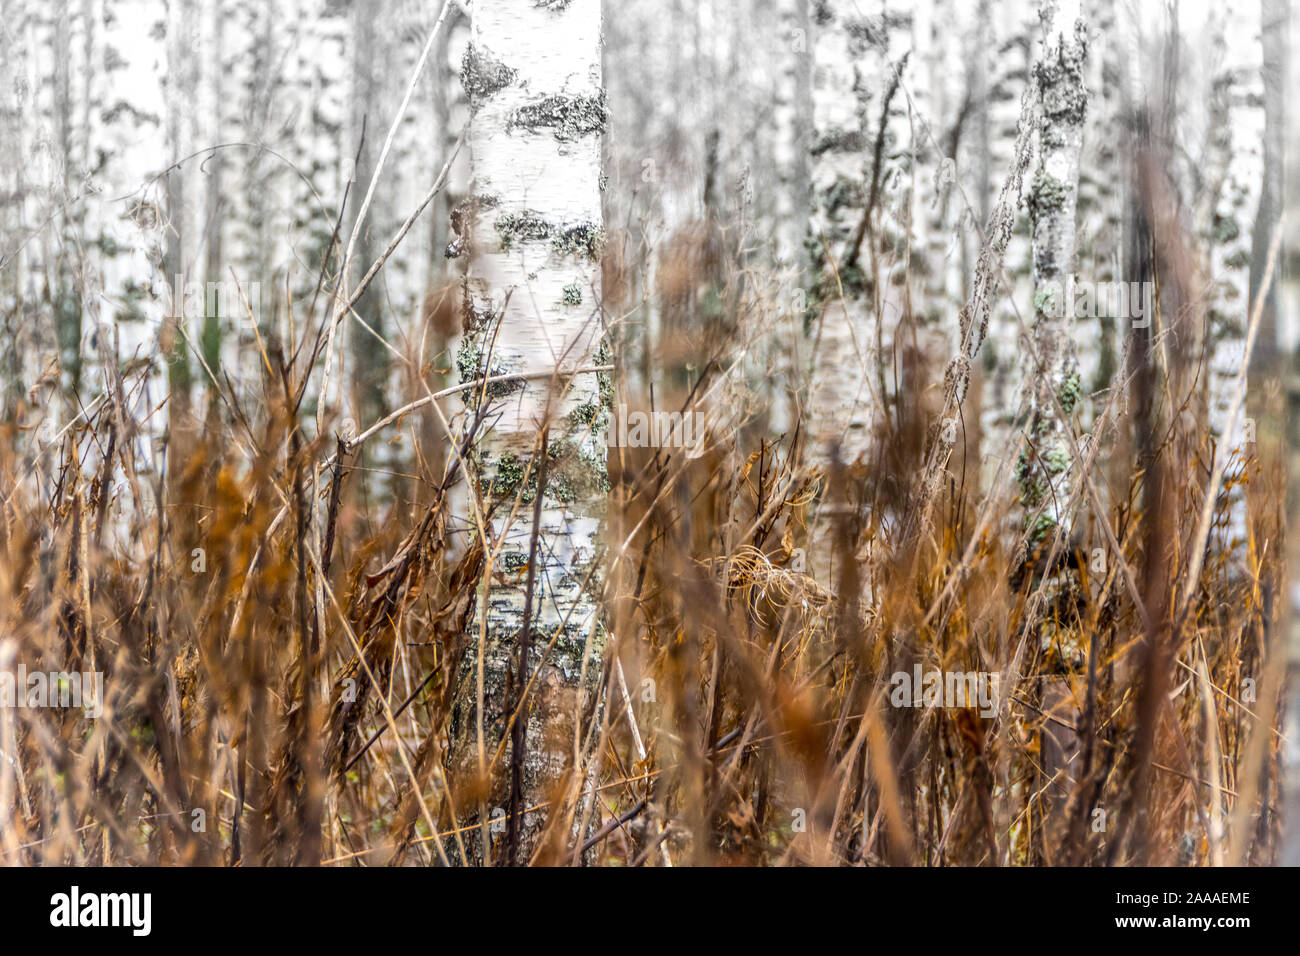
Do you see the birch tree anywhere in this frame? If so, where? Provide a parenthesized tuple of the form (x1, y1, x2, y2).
(1018, 0, 1087, 556)
(1018, 0, 1088, 855)
(976, 0, 1037, 495)
(448, 0, 609, 862)
(764, 0, 812, 435)
(806, 1, 909, 468)
(1204, 0, 1265, 553)
(772, 0, 812, 270)
(163, 0, 201, 433)
(1074, 0, 1124, 420)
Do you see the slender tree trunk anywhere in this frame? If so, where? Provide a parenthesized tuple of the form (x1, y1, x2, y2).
(772, 0, 811, 269)
(977, 0, 1036, 498)
(1203, 0, 1265, 554)
(200, 0, 226, 395)
(1021, 0, 1088, 860)
(164, 0, 196, 445)
(806, 1, 898, 470)
(1019, 0, 1087, 554)
(448, 0, 609, 864)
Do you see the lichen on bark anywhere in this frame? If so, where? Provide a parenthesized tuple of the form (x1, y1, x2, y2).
(455, 337, 524, 404)
(508, 91, 608, 141)
(551, 221, 605, 260)
(461, 43, 517, 106)
(1019, 0, 1088, 547)
(1027, 166, 1069, 224)
(1032, 22, 1088, 126)
(494, 210, 554, 251)
(448, 0, 608, 863)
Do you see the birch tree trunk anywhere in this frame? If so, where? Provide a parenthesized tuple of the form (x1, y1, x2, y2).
(805, 1, 888, 588)
(914, 0, 966, 336)
(804, 1, 921, 592)
(197, 0, 227, 394)
(448, 0, 608, 864)
(1019, 0, 1087, 554)
(772, 0, 812, 270)
(977, 0, 1036, 497)
(163, 0, 200, 440)
(1021, 0, 1088, 859)
(765, 0, 812, 435)
(1203, 0, 1265, 554)
(1074, 0, 1123, 421)
(806, 2, 910, 464)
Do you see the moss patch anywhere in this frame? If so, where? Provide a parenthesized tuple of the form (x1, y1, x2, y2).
(552, 221, 605, 261)
(490, 452, 529, 500)
(1212, 212, 1241, 245)
(461, 44, 516, 105)
(843, 13, 908, 53)
(545, 438, 610, 503)
(1017, 447, 1048, 509)
(811, 128, 868, 158)
(495, 211, 554, 252)
(486, 439, 609, 506)
(1026, 511, 1058, 546)
(1028, 166, 1069, 225)
(568, 401, 602, 431)
(509, 91, 608, 142)
(1057, 370, 1082, 415)
(456, 338, 523, 402)
(594, 338, 614, 410)
(1033, 27, 1089, 127)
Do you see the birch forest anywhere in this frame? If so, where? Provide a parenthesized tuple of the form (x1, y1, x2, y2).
(0, 0, 1298, 872)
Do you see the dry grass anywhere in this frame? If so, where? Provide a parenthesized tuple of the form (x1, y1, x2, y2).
(0, 142, 1287, 871)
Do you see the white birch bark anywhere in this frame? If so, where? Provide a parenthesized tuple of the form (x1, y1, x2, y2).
(771, 0, 812, 270)
(806, 0, 907, 467)
(765, 0, 812, 435)
(914, 0, 966, 335)
(289, 0, 350, 314)
(449, 0, 608, 859)
(1203, 0, 1264, 552)
(162, 0, 203, 423)
(1016, 1, 1090, 848)
(1072, 0, 1123, 422)
(976, 0, 1036, 495)
(1017, 0, 1087, 548)
(104, 0, 170, 485)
